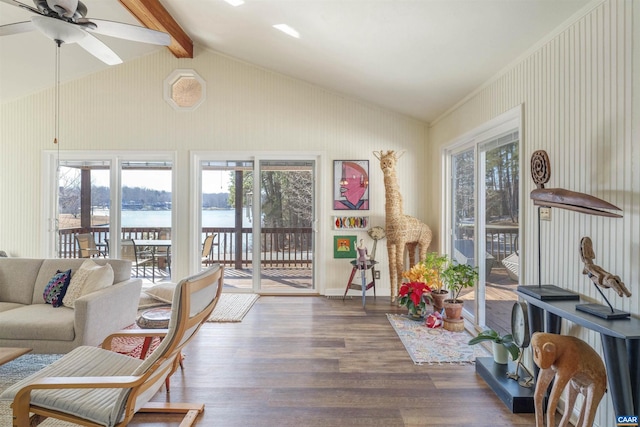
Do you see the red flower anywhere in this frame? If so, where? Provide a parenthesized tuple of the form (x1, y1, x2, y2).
(399, 283, 410, 296)
(398, 282, 432, 314)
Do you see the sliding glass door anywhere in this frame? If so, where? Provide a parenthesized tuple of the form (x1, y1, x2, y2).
(258, 159, 315, 293)
(45, 152, 174, 283)
(445, 108, 521, 334)
(196, 155, 317, 294)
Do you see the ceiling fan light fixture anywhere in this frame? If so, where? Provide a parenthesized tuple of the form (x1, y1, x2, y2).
(32, 15, 86, 44)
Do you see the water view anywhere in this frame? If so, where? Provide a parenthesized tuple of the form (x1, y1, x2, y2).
(93, 209, 253, 228)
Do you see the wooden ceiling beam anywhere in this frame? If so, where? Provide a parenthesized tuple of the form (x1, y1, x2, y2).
(118, 0, 193, 59)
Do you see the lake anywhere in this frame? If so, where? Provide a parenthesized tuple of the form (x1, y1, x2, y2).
(94, 209, 253, 228)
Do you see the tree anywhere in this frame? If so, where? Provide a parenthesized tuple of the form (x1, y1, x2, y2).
(58, 167, 81, 217)
(485, 142, 519, 223)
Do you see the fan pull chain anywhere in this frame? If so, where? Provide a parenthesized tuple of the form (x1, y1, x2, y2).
(54, 40, 61, 258)
(54, 40, 61, 146)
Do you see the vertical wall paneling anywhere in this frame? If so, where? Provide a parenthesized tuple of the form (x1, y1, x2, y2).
(0, 46, 427, 296)
(428, 1, 636, 424)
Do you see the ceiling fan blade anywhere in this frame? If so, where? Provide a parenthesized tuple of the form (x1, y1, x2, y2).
(0, 20, 34, 36)
(76, 32, 122, 65)
(81, 18, 170, 46)
(0, 0, 42, 15)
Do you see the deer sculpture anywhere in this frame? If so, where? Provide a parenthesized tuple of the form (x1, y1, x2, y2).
(374, 150, 432, 302)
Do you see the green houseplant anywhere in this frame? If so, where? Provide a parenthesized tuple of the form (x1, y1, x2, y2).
(440, 262, 478, 319)
(420, 252, 449, 312)
(468, 328, 520, 364)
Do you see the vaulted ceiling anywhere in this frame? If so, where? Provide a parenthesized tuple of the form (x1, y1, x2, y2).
(0, 0, 593, 122)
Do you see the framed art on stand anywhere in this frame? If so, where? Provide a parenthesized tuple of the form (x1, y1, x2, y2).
(333, 160, 369, 210)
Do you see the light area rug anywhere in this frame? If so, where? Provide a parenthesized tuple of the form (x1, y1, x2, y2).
(0, 354, 75, 426)
(387, 314, 491, 365)
(206, 293, 259, 322)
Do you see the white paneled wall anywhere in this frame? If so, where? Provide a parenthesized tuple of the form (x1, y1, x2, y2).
(0, 46, 427, 296)
(428, 1, 638, 425)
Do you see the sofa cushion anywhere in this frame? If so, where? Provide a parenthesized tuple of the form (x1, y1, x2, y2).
(0, 301, 24, 313)
(63, 260, 114, 309)
(0, 258, 44, 304)
(0, 304, 75, 341)
(43, 269, 72, 307)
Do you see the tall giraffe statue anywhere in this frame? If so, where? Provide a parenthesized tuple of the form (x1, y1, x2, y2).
(374, 150, 432, 302)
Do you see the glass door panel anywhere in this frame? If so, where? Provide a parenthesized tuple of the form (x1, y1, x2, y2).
(200, 161, 254, 290)
(451, 149, 477, 321)
(57, 160, 111, 258)
(447, 128, 520, 334)
(120, 161, 173, 283)
(258, 160, 315, 293)
(480, 134, 519, 335)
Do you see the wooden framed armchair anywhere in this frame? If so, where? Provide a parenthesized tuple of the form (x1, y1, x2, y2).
(0, 265, 224, 427)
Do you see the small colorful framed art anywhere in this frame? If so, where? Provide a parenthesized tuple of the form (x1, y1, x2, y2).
(333, 235, 357, 259)
(333, 216, 369, 230)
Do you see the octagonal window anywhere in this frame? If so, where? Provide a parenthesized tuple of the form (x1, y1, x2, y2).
(164, 69, 206, 111)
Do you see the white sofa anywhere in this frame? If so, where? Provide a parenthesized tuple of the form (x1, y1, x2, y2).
(0, 258, 142, 354)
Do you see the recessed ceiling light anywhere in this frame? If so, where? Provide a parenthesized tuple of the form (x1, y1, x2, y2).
(273, 24, 300, 39)
(223, 0, 244, 6)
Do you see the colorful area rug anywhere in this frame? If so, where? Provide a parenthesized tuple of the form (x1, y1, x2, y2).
(387, 314, 491, 365)
(206, 293, 259, 322)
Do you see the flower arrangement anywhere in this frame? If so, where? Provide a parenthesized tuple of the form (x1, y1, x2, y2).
(402, 252, 449, 292)
(422, 252, 449, 292)
(398, 281, 431, 316)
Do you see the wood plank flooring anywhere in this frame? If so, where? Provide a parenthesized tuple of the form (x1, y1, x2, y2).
(127, 296, 542, 427)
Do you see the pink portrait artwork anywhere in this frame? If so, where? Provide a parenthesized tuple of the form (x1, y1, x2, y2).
(334, 161, 369, 210)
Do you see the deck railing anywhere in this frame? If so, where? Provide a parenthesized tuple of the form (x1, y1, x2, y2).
(58, 227, 313, 268)
(59, 226, 516, 269)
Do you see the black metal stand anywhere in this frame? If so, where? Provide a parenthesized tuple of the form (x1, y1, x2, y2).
(574, 281, 630, 319)
(518, 284, 580, 301)
(517, 207, 580, 301)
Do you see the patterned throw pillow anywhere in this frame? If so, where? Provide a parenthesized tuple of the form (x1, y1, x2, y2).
(63, 260, 114, 309)
(43, 269, 72, 307)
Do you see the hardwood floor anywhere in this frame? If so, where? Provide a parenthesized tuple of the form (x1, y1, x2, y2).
(128, 295, 541, 427)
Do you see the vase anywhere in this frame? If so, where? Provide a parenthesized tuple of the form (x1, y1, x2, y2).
(430, 290, 448, 312)
(408, 308, 424, 320)
(492, 342, 509, 364)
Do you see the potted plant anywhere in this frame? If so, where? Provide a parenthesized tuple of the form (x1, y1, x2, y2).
(398, 281, 431, 319)
(418, 252, 450, 312)
(440, 261, 478, 320)
(468, 328, 520, 364)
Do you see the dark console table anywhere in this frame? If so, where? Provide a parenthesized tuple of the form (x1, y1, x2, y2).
(517, 290, 640, 419)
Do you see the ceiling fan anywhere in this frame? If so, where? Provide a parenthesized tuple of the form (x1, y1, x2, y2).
(0, 0, 170, 65)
